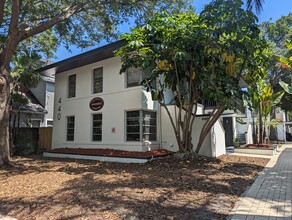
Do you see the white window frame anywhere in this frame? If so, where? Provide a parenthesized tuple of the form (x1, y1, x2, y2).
(46, 119, 53, 127)
(125, 68, 143, 88)
(125, 110, 157, 142)
(66, 116, 75, 141)
(92, 113, 102, 141)
(92, 67, 103, 94)
(68, 74, 76, 98)
(30, 119, 42, 128)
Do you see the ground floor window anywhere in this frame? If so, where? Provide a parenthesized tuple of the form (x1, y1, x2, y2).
(66, 116, 75, 141)
(46, 120, 53, 127)
(126, 110, 157, 141)
(143, 111, 157, 141)
(31, 119, 41, 128)
(92, 114, 102, 141)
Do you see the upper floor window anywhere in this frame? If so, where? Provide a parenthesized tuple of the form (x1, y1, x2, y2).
(68, 74, 76, 98)
(126, 68, 156, 89)
(93, 67, 103, 93)
(126, 68, 143, 88)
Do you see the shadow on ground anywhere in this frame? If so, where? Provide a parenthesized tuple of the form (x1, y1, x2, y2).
(0, 154, 269, 220)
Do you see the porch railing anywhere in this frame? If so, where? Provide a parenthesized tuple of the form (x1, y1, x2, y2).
(203, 98, 246, 114)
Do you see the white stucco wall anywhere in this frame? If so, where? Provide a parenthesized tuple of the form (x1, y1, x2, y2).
(211, 120, 226, 157)
(246, 124, 253, 144)
(160, 105, 226, 157)
(52, 56, 159, 151)
(277, 122, 286, 141)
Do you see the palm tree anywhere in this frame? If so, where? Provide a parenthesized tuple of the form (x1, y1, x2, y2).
(246, 0, 264, 14)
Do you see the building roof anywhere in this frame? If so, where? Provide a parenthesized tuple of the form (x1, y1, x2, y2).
(39, 40, 126, 75)
(41, 75, 55, 83)
(12, 88, 47, 114)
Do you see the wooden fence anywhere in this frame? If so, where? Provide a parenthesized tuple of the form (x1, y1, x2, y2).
(39, 127, 53, 151)
(13, 127, 53, 155)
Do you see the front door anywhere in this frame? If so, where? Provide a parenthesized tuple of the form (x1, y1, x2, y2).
(223, 117, 233, 146)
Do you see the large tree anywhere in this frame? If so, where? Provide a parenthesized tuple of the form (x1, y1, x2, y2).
(260, 14, 292, 111)
(0, 0, 188, 166)
(117, 0, 267, 154)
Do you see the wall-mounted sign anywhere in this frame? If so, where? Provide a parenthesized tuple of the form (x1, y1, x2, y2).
(90, 97, 104, 111)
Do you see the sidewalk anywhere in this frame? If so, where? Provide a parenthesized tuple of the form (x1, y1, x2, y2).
(228, 144, 292, 220)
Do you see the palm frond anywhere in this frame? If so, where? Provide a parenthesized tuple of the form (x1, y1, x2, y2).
(246, 0, 264, 14)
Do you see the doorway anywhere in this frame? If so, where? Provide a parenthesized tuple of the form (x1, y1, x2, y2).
(223, 117, 234, 146)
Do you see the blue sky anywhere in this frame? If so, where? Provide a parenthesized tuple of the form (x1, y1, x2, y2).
(53, 0, 292, 62)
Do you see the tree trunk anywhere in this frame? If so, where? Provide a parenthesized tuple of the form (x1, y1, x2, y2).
(252, 113, 256, 144)
(0, 68, 12, 166)
(269, 107, 277, 141)
(259, 103, 263, 144)
(195, 107, 224, 154)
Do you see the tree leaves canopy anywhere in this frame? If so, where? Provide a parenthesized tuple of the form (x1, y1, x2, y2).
(117, 0, 268, 152)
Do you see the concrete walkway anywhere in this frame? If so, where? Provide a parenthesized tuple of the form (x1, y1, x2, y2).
(229, 144, 292, 220)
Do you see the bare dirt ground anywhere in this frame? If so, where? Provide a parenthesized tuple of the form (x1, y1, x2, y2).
(0, 155, 269, 220)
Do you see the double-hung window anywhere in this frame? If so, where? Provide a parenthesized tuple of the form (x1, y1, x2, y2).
(126, 111, 140, 141)
(68, 74, 76, 98)
(142, 111, 157, 141)
(66, 116, 75, 141)
(92, 114, 102, 141)
(126, 110, 157, 141)
(93, 67, 103, 93)
(126, 68, 143, 88)
(126, 68, 156, 89)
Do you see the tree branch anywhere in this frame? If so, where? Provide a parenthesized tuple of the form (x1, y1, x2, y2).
(9, 0, 20, 33)
(20, 3, 87, 40)
(0, 0, 21, 68)
(0, 0, 5, 27)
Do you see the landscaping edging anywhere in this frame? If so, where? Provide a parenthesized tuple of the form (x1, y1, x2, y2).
(234, 145, 278, 156)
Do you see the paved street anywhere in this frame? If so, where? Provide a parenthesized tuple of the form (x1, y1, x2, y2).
(229, 144, 292, 220)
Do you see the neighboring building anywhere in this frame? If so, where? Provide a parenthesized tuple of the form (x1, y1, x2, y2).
(40, 40, 241, 157)
(236, 106, 292, 144)
(11, 86, 48, 128)
(30, 74, 55, 127)
(11, 74, 55, 128)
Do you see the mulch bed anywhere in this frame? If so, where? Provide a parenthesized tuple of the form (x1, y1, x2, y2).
(242, 144, 274, 149)
(49, 148, 172, 158)
(0, 154, 269, 220)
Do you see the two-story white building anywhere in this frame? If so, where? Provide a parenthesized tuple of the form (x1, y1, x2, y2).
(41, 40, 227, 158)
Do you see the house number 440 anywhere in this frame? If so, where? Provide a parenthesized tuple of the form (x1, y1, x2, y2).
(57, 97, 61, 120)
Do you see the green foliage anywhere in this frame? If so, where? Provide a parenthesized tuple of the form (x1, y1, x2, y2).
(0, 0, 189, 51)
(246, 0, 264, 14)
(13, 128, 38, 156)
(117, 0, 267, 152)
(118, 0, 265, 108)
(260, 13, 292, 56)
(244, 75, 284, 144)
(11, 93, 28, 105)
(260, 14, 292, 111)
(280, 81, 292, 94)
